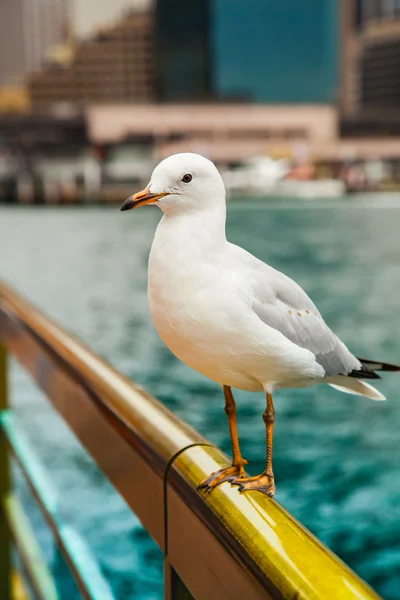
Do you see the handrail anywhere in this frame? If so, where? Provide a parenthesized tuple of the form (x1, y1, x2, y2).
(0, 281, 381, 600)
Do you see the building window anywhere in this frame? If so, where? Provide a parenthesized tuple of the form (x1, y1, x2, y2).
(361, 39, 400, 109)
(363, 0, 384, 20)
(363, 0, 400, 20)
(364, 0, 378, 20)
(383, 0, 395, 17)
(355, 0, 363, 29)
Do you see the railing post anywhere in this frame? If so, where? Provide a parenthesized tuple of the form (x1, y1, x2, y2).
(164, 558, 194, 600)
(164, 558, 172, 600)
(0, 342, 11, 600)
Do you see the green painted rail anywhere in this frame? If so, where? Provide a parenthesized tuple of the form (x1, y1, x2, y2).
(0, 281, 381, 600)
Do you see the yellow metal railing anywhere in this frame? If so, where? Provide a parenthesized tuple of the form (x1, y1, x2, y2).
(0, 282, 381, 599)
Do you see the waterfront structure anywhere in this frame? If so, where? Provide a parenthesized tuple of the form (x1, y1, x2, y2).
(87, 103, 338, 162)
(86, 103, 400, 163)
(29, 10, 154, 111)
(341, 0, 400, 134)
(155, 0, 339, 103)
(0, 0, 69, 86)
(5, 0, 400, 165)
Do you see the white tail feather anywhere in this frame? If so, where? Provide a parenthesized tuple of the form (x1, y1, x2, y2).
(328, 377, 386, 401)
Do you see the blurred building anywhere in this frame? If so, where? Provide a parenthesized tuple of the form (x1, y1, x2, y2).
(29, 11, 154, 112)
(87, 104, 339, 162)
(155, 0, 339, 103)
(0, 86, 30, 113)
(0, 0, 69, 86)
(71, 0, 152, 38)
(341, 0, 400, 135)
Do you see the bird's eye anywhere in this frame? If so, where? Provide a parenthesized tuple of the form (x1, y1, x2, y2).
(182, 174, 192, 183)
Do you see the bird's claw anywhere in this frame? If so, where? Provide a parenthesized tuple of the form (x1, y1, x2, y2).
(231, 473, 276, 497)
(198, 462, 247, 494)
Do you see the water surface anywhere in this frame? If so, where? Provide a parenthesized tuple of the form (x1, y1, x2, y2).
(1, 198, 400, 599)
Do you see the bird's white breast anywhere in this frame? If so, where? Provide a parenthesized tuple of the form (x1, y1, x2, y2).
(147, 216, 260, 389)
(147, 215, 317, 391)
(150, 231, 233, 379)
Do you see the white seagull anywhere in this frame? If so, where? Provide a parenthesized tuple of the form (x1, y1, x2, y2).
(121, 153, 399, 497)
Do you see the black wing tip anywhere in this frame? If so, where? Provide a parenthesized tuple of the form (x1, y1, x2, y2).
(348, 357, 400, 380)
(348, 369, 381, 380)
(356, 358, 400, 372)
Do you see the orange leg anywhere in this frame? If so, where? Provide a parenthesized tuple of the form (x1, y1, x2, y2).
(231, 392, 276, 497)
(198, 386, 247, 493)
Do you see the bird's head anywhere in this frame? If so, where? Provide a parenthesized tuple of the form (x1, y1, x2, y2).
(120, 152, 226, 215)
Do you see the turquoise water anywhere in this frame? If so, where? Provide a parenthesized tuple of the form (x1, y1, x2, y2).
(1, 199, 400, 599)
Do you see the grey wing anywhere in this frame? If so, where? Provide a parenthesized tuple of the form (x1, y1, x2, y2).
(252, 265, 361, 377)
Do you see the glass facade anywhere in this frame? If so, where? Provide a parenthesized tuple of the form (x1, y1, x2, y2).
(155, 0, 211, 101)
(211, 0, 338, 103)
(156, 0, 339, 103)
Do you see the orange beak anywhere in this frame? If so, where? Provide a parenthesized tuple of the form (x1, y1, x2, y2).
(120, 188, 168, 211)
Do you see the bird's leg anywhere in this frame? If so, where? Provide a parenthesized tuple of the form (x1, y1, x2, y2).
(231, 392, 276, 497)
(198, 386, 248, 493)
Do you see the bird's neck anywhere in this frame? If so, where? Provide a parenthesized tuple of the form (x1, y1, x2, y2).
(155, 206, 227, 257)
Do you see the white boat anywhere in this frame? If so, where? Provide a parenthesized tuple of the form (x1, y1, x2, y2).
(273, 178, 345, 199)
(221, 156, 345, 199)
(221, 156, 290, 195)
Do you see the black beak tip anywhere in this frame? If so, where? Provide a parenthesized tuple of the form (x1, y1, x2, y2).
(120, 197, 134, 211)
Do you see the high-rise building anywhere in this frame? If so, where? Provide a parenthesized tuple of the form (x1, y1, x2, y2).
(155, 0, 339, 103)
(29, 11, 155, 111)
(0, 0, 69, 86)
(341, 0, 400, 133)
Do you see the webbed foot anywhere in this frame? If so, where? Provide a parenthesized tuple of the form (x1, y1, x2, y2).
(231, 473, 275, 497)
(198, 461, 248, 494)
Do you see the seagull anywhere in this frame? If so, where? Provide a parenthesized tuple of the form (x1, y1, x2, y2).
(121, 153, 399, 497)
